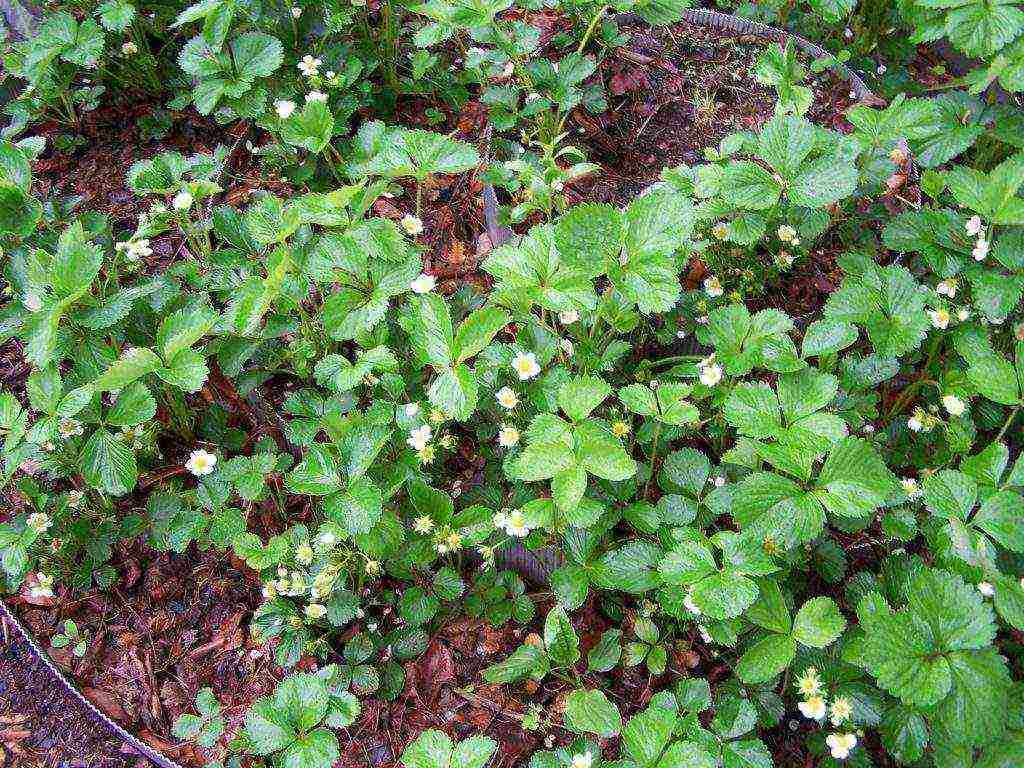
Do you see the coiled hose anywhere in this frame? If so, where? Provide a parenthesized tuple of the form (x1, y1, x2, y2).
(0, 11, 872, 768)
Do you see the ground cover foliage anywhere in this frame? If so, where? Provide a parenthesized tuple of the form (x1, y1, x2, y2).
(1, 0, 1024, 767)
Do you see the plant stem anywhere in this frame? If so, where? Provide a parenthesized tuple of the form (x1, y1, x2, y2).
(644, 422, 662, 499)
(575, 5, 610, 57)
(994, 406, 1020, 443)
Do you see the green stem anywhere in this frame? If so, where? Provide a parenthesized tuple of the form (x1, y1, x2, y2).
(575, 5, 610, 57)
(994, 406, 1020, 443)
(644, 422, 662, 499)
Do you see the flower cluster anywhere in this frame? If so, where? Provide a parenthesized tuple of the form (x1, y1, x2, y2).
(795, 668, 858, 760)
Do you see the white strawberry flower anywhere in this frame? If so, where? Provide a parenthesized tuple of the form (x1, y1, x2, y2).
(27, 512, 52, 534)
(941, 394, 966, 417)
(401, 214, 424, 235)
(569, 752, 593, 768)
(30, 572, 54, 599)
(936, 278, 957, 297)
(683, 587, 701, 616)
(830, 696, 853, 726)
(973, 237, 990, 261)
(777, 224, 797, 242)
(798, 695, 827, 721)
(58, 418, 84, 439)
(410, 273, 436, 294)
(901, 478, 922, 498)
(504, 510, 530, 537)
(305, 90, 327, 103)
(977, 581, 995, 597)
(826, 733, 857, 760)
(298, 55, 321, 77)
(304, 603, 327, 620)
(558, 309, 579, 324)
(172, 190, 193, 211)
(22, 292, 43, 312)
(125, 239, 152, 260)
(275, 99, 297, 119)
(407, 424, 432, 451)
(928, 308, 950, 329)
(498, 424, 520, 448)
(186, 449, 217, 476)
(404, 403, 420, 417)
(697, 355, 723, 387)
(495, 387, 519, 409)
(965, 215, 983, 236)
(511, 351, 541, 380)
(291, 5, 302, 17)
(703, 275, 724, 298)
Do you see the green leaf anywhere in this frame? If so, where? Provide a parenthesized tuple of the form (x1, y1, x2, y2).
(973, 489, 1024, 551)
(576, 421, 636, 481)
(619, 383, 657, 416)
(543, 605, 580, 667)
(721, 161, 782, 210)
(453, 307, 508, 364)
(482, 642, 546, 683)
(232, 31, 284, 78)
(245, 195, 301, 246)
(452, 735, 498, 768)
(106, 382, 156, 427)
(286, 446, 342, 496)
(414, 294, 455, 368)
(427, 364, 479, 422)
(281, 100, 335, 154)
(622, 705, 676, 767)
(51, 224, 103, 299)
(736, 634, 797, 684)
(80, 428, 137, 496)
(923, 470, 978, 520)
(283, 729, 339, 768)
(724, 382, 781, 438)
(551, 465, 587, 513)
(96, 0, 136, 31)
(244, 698, 295, 755)
(509, 443, 575, 481)
(745, 579, 792, 634)
(563, 689, 622, 737)
(690, 570, 759, 620)
(401, 729, 454, 768)
(559, 376, 611, 422)
(659, 541, 717, 585)
(792, 596, 846, 647)
(324, 477, 383, 535)
(554, 203, 624, 277)
(157, 305, 217, 360)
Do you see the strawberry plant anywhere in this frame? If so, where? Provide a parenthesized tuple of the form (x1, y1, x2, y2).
(1, 2, 1023, 768)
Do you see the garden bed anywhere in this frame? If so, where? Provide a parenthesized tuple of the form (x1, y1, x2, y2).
(2, 2, 1023, 768)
